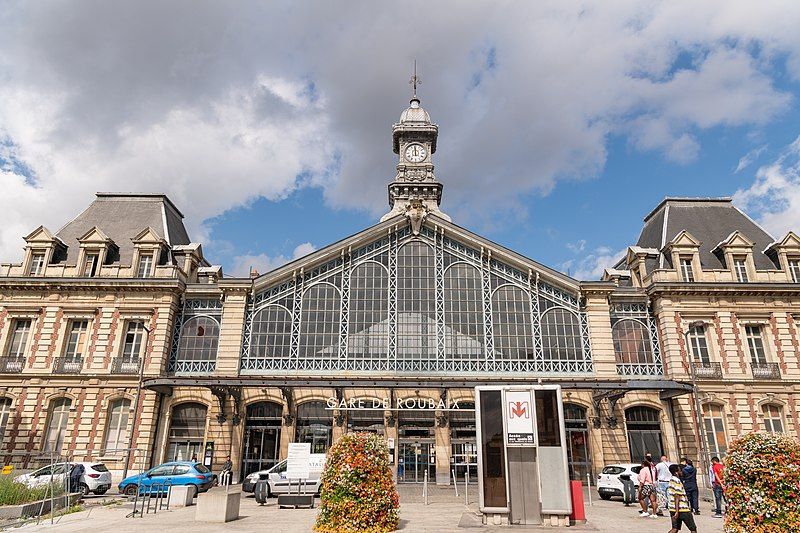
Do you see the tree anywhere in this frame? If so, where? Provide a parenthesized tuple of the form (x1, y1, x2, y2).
(724, 432, 800, 532)
(314, 432, 400, 533)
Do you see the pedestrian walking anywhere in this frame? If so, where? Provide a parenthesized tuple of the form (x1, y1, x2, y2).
(637, 459, 658, 518)
(680, 458, 699, 515)
(655, 455, 673, 514)
(711, 456, 725, 518)
(667, 463, 697, 533)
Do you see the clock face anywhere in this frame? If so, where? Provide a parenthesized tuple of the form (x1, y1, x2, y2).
(404, 143, 427, 163)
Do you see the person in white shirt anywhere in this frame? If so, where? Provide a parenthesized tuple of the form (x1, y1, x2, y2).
(655, 455, 673, 513)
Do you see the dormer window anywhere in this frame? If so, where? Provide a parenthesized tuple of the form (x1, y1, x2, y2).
(83, 253, 99, 277)
(789, 258, 800, 283)
(136, 253, 154, 278)
(733, 256, 748, 282)
(679, 257, 694, 282)
(28, 253, 46, 276)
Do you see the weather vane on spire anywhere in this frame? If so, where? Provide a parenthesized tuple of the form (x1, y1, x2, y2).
(409, 60, 421, 99)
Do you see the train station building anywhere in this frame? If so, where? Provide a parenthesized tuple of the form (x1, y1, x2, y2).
(1, 93, 799, 490)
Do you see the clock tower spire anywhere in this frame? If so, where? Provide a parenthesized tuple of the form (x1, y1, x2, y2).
(381, 65, 450, 228)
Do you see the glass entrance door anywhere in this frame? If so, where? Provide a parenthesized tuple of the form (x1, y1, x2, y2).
(451, 440, 478, 482)
(397, 441, 435, 483)
(242, 427, 280, 477)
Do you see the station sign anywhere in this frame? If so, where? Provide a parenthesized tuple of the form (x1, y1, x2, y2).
(325, 397, 462, 411)
(505, 390, 536, 446)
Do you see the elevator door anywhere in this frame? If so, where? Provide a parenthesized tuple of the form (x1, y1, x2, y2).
(398, 441, 436, 483)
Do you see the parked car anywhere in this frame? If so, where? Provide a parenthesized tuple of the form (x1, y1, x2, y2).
(15, 462, 112, 496)
(242, 454, 326, 496)
(597, 463, 642, 500)
(118, 461, 214, 496)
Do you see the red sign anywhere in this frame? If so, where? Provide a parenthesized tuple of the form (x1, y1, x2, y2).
(509, 401, 529, 419)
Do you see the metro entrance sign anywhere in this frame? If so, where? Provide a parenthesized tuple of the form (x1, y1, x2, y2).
(505, 390, 536, 446)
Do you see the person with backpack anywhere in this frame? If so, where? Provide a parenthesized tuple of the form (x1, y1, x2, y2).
(680, 458, 699, 515)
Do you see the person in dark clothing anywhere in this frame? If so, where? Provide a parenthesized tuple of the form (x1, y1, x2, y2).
(68, 463, 85, 494)
(681, 458, 699, 515)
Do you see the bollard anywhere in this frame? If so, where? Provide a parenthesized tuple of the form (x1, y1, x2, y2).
(465, 470, 469, 506)
(452, 469, 458, 498)
(423, 470, 428, 505)
(586, 472, 592, 506)
(569, 480, 586, 523)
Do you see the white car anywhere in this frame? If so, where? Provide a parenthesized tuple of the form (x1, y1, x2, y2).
(15, 462, 113, 496)
(597, 463, 642, 500)
(242, 454, 326, 496)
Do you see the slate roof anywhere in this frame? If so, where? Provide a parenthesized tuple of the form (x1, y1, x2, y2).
(633, 198, 778, 272)
(55, 193, 190, 265)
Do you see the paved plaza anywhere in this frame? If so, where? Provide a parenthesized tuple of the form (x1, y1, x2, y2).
(17, 485, 725, 532)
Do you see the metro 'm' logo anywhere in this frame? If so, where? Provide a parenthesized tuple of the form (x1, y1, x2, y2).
(509, 401, 529, 419)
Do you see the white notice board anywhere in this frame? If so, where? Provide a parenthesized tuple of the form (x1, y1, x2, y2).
(286, 442, 312, 479)
(505, 390, 536, 446)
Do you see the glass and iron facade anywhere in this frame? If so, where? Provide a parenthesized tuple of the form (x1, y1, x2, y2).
(239, 225, 595, 375)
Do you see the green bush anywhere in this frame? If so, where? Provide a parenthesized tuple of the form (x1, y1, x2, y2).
(0, 475, 65, 506)
(724, 432, 800, 533)
(315, 433, 400, 533)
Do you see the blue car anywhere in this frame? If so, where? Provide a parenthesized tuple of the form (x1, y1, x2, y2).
(118, 461, 214, 496)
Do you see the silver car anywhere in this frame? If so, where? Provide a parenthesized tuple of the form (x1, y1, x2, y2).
(15, 462, 113, 496)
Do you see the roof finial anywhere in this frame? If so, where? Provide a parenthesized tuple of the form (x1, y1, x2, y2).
(409, 60, 421, 100)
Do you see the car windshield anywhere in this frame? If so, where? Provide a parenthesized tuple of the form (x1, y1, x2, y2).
(194, 464, 210, 474)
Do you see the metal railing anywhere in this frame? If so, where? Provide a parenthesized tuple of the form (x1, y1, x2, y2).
(130, 481, 171, 518)
(111, 357, 140, 374)
(0, 356, 25, 373)
(692, 361, 723, 379)
(752, 362, 781, 380)
(53, 356, 83, 374)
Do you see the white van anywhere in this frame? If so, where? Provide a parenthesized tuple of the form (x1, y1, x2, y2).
(242, 454, 326, 496)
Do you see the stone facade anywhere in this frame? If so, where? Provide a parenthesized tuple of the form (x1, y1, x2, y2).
(0, 101, 798, 503)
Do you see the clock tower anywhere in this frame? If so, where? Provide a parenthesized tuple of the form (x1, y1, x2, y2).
(381, 69, 450, 226)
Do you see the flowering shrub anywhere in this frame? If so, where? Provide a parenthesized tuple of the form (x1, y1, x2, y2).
(314, 433, 399, 533)
(724, 432, 800, 533)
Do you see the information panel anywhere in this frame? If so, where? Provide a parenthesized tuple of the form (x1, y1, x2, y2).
(505, 390, 536, 446)
(286, 442, 312, 479)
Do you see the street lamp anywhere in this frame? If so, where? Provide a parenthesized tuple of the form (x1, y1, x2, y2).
(684, 320, 711, 491)
(122, 323, 150, 480)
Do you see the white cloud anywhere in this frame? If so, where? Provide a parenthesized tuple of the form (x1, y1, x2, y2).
(735, 144, 768, 173)
(229, 242, 317, 277)
(733, 136, 800, 237)
(1, 1, 800, 261)
(561, 244, 625, 280)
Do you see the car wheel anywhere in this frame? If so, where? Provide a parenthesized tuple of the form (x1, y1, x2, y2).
(599, 493, 612, 500)
(123, 484, 138, 497)
(78, 484, 90, 497)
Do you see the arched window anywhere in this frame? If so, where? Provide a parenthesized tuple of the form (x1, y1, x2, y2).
(104, 399, 131, 452)
(0, 397, 12, 445)
(175, 316, 220, 371)
(299, 284, 341, 360)
(44, 398, 71, 453)
(625, 406, 663, 461)
(348, 262, 389, 362)
(492, 285, 534, 360)
(167, 402, 207, 462)
(612, 320, 654, 365)
(397, 242, 437, 362)
(762, 404, 785, 434)
(444, 264, 484, 361)
(252, 305, 292, 359)
(295, 401, 332, 454)
(541, 308, 582, 361)
(703, 404, 727, 458)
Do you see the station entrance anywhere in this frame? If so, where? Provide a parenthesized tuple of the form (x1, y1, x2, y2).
(397, 409, 436, 483)
(241, 401, 282, 477)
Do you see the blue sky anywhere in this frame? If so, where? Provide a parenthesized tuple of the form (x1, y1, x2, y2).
(2, 2, 800, 279)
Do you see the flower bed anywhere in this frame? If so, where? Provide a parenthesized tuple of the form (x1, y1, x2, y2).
(724, 432, 800, 533)
(315, 433, 399, 533)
